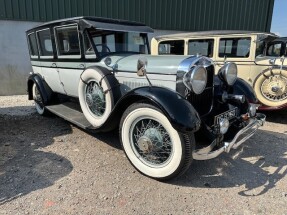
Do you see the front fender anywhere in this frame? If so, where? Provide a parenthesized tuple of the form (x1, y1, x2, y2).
(232, 78, 258, 103)
(100, 86, 201, 133)
(27, 74, 53, 105)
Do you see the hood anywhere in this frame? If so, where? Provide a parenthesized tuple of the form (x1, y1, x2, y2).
(100, 54, 192, 75)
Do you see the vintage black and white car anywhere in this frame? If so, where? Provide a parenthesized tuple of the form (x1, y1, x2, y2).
(26, 17, 266, 180)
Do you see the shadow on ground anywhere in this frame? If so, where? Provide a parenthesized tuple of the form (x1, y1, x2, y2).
(263, 109, 287, 124)
(0, 109, 73, 205)
(172, 129, 287, 196)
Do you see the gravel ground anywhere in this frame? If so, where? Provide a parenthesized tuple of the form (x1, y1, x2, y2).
(0, 95, 287, 215)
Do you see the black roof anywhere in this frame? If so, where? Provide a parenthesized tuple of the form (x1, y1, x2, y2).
(274, 37, 287, 42)
(27, 16, 154, 33)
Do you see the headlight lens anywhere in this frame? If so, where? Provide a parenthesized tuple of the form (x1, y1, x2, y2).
(218, 62, 238, 85)
(183, 66, 207, 94)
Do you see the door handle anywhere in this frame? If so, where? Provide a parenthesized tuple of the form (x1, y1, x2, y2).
(52, 63, 57, 68)
(78, 64, 85, 69)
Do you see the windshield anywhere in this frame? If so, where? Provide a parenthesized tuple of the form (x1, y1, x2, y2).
(85, 29, 149, 58)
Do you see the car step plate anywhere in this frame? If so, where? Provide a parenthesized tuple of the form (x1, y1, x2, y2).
(46, 103, 93, 129)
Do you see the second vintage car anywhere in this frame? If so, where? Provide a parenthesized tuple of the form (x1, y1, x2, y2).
(151, 31, 287, 110)
(26, 17, 265, 180)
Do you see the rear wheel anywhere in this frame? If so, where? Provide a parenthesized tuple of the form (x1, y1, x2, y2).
(254, 69, 287, 107)
(32, 84, 48, 115)
(120, 103, 194, 180)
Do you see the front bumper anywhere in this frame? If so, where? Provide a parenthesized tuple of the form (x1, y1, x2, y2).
(192, 113, 266, 160)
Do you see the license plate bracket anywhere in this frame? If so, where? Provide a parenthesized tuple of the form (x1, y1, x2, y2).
(214, 108, 238, 125)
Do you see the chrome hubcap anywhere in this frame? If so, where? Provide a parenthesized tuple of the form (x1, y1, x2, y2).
(85, 81, 106, 117)
(261, 75, 287, 101)
(131, 119, 172, 166)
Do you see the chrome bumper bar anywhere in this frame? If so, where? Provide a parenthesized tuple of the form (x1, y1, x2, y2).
(193, 113, 266, 160)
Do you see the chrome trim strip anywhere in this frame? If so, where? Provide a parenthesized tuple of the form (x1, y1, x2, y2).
(193, 113, 266, 160)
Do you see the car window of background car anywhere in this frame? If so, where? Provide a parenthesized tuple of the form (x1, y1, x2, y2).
(55, 25, 81, 56)
(267, 42, 282, 56)
(219, 37, 251, 58)
(158, 40, 184, 55)
(27, 33, 38, 57)
(37, 29, 53, 57)
(188, 39, 214, 57)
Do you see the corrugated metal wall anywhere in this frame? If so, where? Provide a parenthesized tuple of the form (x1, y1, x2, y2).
(0, 0, 274, 32)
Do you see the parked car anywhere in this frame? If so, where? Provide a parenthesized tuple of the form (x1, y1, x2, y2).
(151, 31, 287, 110)
(26, 17, 265, 180)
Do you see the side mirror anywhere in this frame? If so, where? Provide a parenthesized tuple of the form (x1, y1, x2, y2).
(137, 57, 148, 77)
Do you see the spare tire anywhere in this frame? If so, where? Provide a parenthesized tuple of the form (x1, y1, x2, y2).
(253, 68, 287, 107)
(78, 67, 120, 128)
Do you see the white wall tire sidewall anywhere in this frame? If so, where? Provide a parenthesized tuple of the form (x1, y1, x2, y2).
(32, 84, 45, 115)
(121, 107, 183, 179)
(78, 68, 113, 127)
(254, 69, 287, 107)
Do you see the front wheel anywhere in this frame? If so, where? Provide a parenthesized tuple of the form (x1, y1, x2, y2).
(120, 103, 194, 180)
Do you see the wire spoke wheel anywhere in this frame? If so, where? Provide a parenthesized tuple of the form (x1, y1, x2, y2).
(260, 74, 287, 101)
(85, 80, 106, 117)
(131, 118, 173, 167)
(120, 103, 194, 180)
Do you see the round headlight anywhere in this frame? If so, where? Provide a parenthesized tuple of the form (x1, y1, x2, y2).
(183, 66, 207, 94)
(219, 62, 238, 85)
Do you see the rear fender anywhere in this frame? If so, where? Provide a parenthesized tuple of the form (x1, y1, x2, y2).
(27, 74, 53, 105)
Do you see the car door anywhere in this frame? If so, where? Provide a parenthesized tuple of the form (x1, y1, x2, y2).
(54, 24, 86, 97)
(36, 28, 66, 94)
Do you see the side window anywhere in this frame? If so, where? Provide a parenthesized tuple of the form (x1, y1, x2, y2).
(37, 29, 53, 58)
(27, 33, 38, 57)
(266, 42, 282, 56)
(188, 39, 214, 57)
(158, 40, 184, 55)
(55, 25, 81, 57)
(219, 37, 251, 58)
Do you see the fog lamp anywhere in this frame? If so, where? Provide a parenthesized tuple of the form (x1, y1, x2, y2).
(219, 118, 229, 134)
(249, 103, 257, 117)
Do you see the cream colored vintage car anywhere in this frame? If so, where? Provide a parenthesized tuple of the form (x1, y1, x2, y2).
(151, 31, 287, 110)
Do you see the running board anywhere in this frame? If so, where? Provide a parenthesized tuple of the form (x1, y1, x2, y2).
(46, 103, 93, 129)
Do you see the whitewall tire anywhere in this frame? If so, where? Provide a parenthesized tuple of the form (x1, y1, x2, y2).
(78, 67, 119, 128)
(254, 69, 287, 107)
(120, 103, 194, 180)
(32, 84, 47, 115)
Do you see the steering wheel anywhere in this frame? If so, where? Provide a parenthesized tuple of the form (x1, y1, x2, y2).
(94, 44, 111, 53)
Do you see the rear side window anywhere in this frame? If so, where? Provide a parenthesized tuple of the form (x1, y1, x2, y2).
(37, 29, 53, 57)
(158, 40, 184, 55)
(219, 37, 251, 58)
(55, 25, 81, 58)
(27, 33, 38, 57)
(188, 39, 214, 57)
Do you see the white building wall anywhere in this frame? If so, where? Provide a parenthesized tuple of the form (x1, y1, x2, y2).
(0, 20, 184, 95)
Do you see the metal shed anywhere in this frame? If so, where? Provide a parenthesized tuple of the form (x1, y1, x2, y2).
(0, 0, 274, 32)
